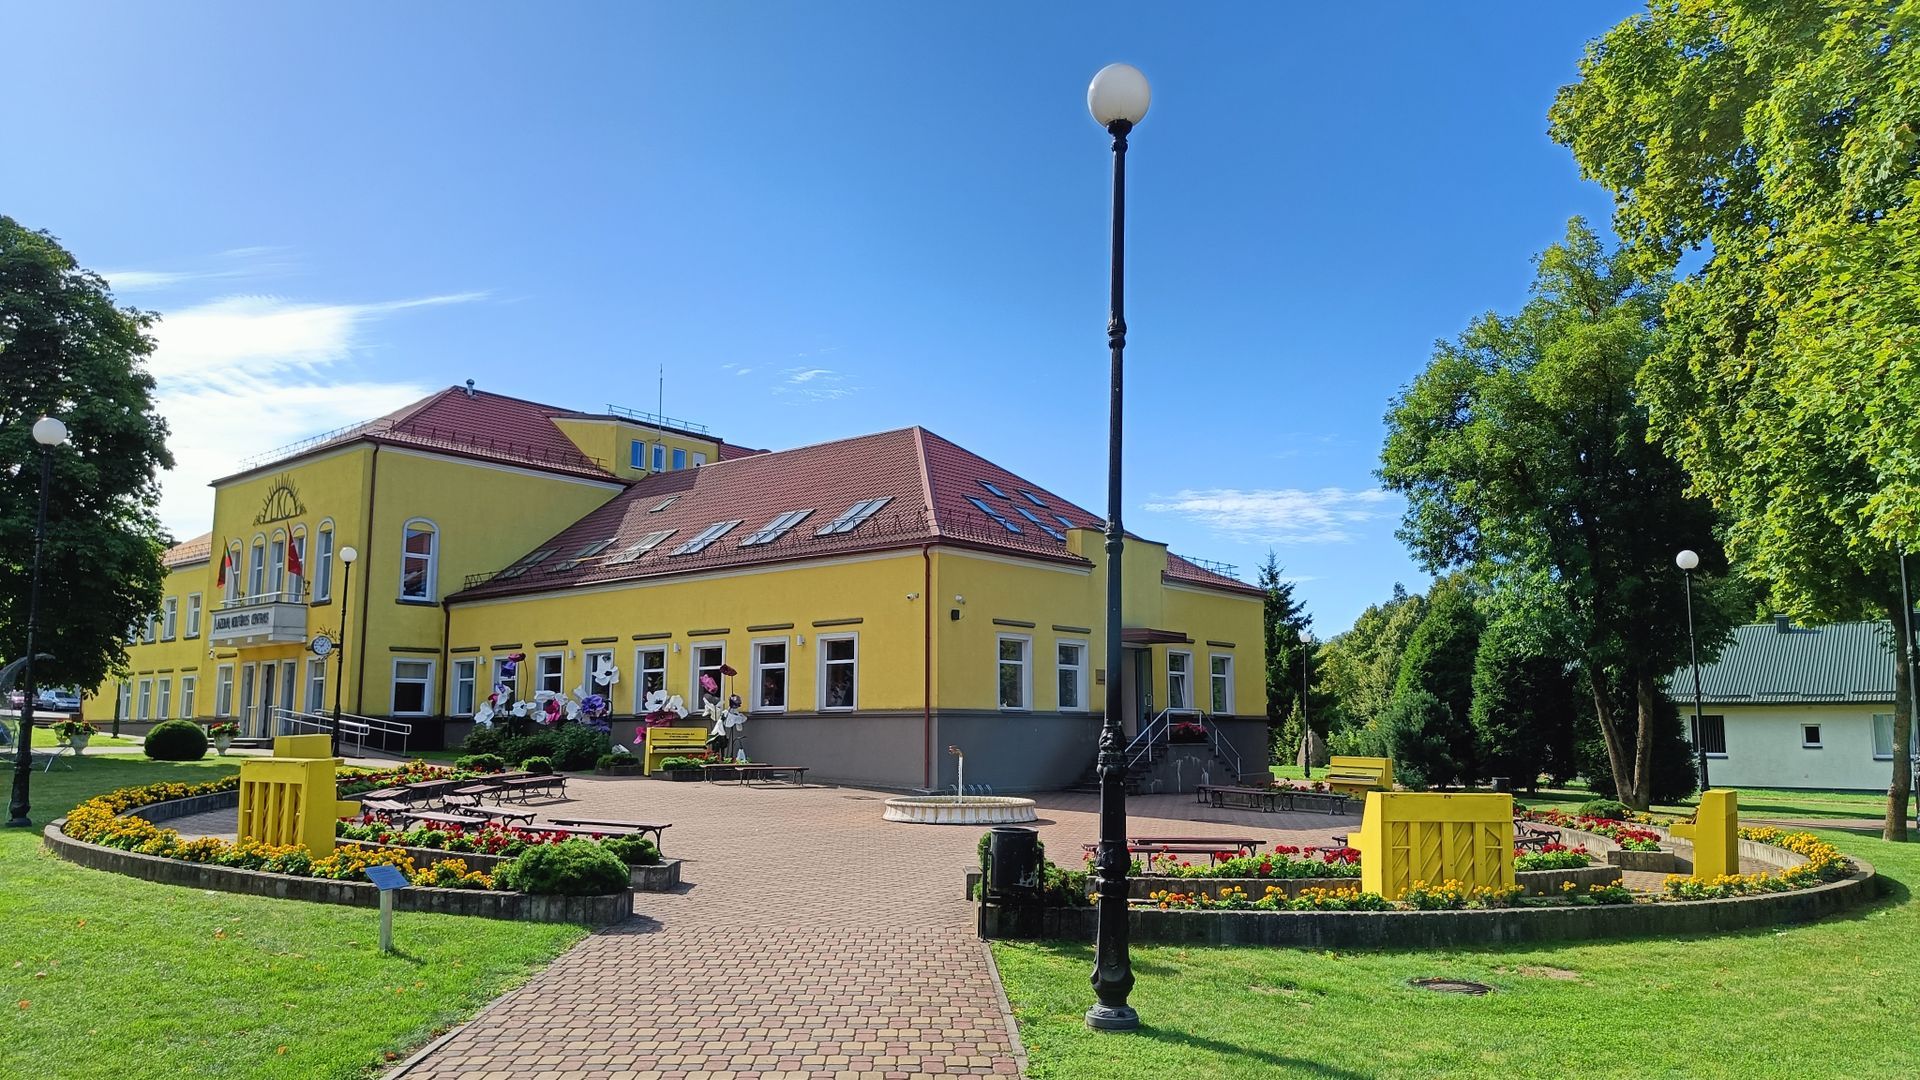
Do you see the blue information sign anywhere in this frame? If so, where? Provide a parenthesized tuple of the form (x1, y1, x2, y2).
(364, 864, 410, 891)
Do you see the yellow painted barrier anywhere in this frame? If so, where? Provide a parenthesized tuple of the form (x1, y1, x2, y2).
(642, 726, 710, 775)
(1356, 791, 1514, 900)
(1669, 789, 1739, 880)
(237, 738, 360, 855)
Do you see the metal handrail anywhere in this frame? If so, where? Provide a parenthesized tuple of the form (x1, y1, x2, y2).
(273, 708, 412, 756)
(607, 403, 710, 434)
(1207, 717, 1244, 780)
(1125, 708, 1174, 771)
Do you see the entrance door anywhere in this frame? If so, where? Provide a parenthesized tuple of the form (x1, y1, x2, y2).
(278, 660, 298, 727)
(1119, 646, 1154, 737)
(257, 663, 277, 739)
(239, 665, 256, 735)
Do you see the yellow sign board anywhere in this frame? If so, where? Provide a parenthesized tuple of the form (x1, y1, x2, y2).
(1356, 792, 1514, 900)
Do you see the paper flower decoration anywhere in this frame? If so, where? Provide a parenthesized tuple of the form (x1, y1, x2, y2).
(700, 674, 719, 695)
(591, 657, 620, 687)
(719, 663, 738, 678)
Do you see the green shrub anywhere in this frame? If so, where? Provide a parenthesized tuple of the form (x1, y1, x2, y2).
(496, 839, 630, 895)
(600, 835, 660, 865)
(520, 755, 554, 774)
(658, 754, 711, 769)
(455, 753, 505, 772)
(1577, 798, 1632, 821)
(144, 719, 209, 761)
(461, 725, 607, 771)
(595, 751, 640, 769)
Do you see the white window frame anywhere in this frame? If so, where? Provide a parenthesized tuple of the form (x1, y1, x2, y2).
(632, 646, 667, 710)
(215, 665, 234, 718)
(185, 593, 202, 639)
(179, 675, 197, 720)
(450, 658, 478, 716)
(691, 642, 727, 710)
(137, 679, 152, 721)
(156, 677, 171, 721)
(142, 615, 156, 644)
(248, 536, 266, 597)
(818, 633, 858, 712)
(288, 528, 306, 600)
(629, 439, 645, 469)
(1209, 654, 1234, 715)
(399, 518, 438, 601)
(224, 544, 242, 603)
(1056, 638, 1088, 712)
(581, 649, 614, 701)
(997, 634, 1032, 711)
(751, 637, 789, 714)
(314, 522, 335, 602)
(491, 656, 518, 700)
(117, 682, 132, 722)
(1167, 651, 1192, 711)
(268, 531, 287, 598)
(1801, 723, 1823, 749)
(306, 658, 329, 714)
(535, 652, 566, 697)
(691, 451, 707, 468)
(161, 597, 178, 641)
(391, 659, 435, 716)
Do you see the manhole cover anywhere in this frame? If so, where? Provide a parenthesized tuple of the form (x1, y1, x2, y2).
(1409, 978, 1493, 996)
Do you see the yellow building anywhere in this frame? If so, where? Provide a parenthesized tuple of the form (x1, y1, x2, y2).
(101, 385, 1267, 790)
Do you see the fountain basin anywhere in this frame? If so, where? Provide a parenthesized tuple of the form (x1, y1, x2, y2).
(883, 795, 1037, 825)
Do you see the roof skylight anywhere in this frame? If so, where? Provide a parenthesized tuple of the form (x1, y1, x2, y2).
(1020, 490, 1047, 507)
(966, 495, 1021, 534)
(605, 529, 676, 565)
(1014, 506, 1066, 541)
(549, 537, 617, 572)
(741, 509, 814, 547)
(650, 495, 679, 513)
(494, 548, 556, 580)
(817, 496, 892, 536)
(978, 480, 1009, 499)
(1053, 513, 1077, 531)
(670, 519, 743, 556)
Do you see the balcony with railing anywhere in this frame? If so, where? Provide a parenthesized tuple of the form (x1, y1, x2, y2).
(209, 590, 308, 646)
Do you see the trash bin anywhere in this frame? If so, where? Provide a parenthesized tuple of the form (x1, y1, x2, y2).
(1490, 776, 1510, 793)
(986, 826, 1040, 903)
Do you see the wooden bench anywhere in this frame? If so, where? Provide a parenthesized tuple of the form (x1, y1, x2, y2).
(1131, 835, 1265, 856)
(358, 798, 412, 817)
(446, 781, 508, 806)
(1514, 821, 1560, 850)
(1201, 785, 1283, 812)
(546, 816, 671, 852)
(1080, 842, 1247, 865)
(642, 726, 710, 775)
(495, 774, 567, 802)
(1288, 791, 1354, 816)
(402, 778, 472, 809)
(407, 810, 489, 829)
(1323, 755, 1393, 800)
(462, 804, 536, 827)
(733, 764, 808, 787)
(531, 822, 641, 839)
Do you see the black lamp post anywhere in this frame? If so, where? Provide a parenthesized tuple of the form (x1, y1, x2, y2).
(330, 545, 358, 756)
(1676, 549, 1710, 793)
(7, 416, 70, 828)
(1299, 629, 1313, 779)
(1085, 61, 1149, 1033)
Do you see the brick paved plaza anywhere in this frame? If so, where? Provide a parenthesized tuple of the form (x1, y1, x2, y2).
(364, 776, 1369, 1080)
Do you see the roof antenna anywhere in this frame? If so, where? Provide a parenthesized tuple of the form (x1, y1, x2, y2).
(464, 378, 476, 398)
(657, 364, 664, 422)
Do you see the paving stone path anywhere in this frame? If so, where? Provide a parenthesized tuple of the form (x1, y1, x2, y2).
(393, 778, 1363, 1080)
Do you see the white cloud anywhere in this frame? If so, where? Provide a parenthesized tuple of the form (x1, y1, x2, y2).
(775, 365, 858, 402)
(1145, 487, 1394, 544)
(784, 367, 836, 383)
(144, 291, 480, 536)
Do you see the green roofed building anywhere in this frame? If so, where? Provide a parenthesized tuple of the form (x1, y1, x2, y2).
(1675, 617, 1913, 792)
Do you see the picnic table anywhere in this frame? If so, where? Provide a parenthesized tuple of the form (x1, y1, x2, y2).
(1514, 820, 1560, 850)
(354, 786, 410, 802)
(545, 816, 671, 852)
(1130, 835, 1266, 856)
(495, 774, 567, 802)
(358, 798, 412, 817)
(732, 764, 809, 787)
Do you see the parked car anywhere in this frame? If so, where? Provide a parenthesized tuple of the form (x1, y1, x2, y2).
(38, 689, 82, 713)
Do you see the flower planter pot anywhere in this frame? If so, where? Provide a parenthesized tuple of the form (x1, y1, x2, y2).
(213, 736, 232, 756)
(67, 733, 90, 755)
(594, 764, 642, 777)
(660, 768, 703, 782)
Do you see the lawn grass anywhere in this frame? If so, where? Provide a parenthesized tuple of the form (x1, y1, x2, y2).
(995, 828, 1920, 1079)
(0, 756, 588, 1079)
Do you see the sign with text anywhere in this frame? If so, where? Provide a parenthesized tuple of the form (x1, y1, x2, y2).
(209, 601, 308, 646)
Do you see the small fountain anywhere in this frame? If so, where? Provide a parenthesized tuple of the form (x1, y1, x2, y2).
(883, 744, 1037, 825)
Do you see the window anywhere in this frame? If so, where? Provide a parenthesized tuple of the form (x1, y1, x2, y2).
(161, 597, 178, 641)
(1873, 713, 1903, 760)
(583, 649, 614, 701)
(1014, 506, 1066, 541)
(268, 534, 287, 597)
(391, 660, 434, 715)
(1053, 513, 1077, 531)
(492, 656, 519, 697)
(652, 443, 666, 472)
(691, 451, 707, 468)
(965, 495, 1021, 534)
(239, 666, 255, 728)
(185, 593, 202, 638)
(1801, 724, 1823, 749)
(179, 675, 197, 719)
(400, 520, 437, 600)
(629, 439, 646, 469)
(607, 529, 676, 565)
(495, 548, 555, 580)
(817, 497, 892, 536)
(248, 539, 265, 596)
(741, 509, 814, 547)
(137, 679, 152, 721)
(451, 659, 478, 716)
(820, 635, 857, 711)
(633, 647, 667, 710)
(1020, 490, 1047, 507)
(117, 682, 132, 722)
(671, 520, 743, 555)
(215, 666, 234, 718)
(314, 525, 334, 601)
(650, 495, 678, 513)
(998, 636, 1031, 710)
(550, 538, 616, 572)
(672, 447, 687, 471)
(223, 544, 242, 602)
(307, 658, 328, 714)
(287, 530, 305, 599)
(537, 653, 565, 696)
(1699, 714, 1727, 756)
(978, 480, 1009, 498)
(692, 644, 726, 709)
(1167, 652, 1191, 710)
(1210, 654, 1234, 714)
(1057, 640, 1087, 712)
(753, 639, 788, 712)
(156, 678, 171, 721)
(142, 615, 156, 644)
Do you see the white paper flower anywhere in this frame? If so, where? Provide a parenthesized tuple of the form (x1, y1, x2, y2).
(592, 658, 620, 687)
(473, 703, 495, 727)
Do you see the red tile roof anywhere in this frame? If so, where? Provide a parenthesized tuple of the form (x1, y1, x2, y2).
(163, 532, 213, 568)
(453, 426, 1257, 600)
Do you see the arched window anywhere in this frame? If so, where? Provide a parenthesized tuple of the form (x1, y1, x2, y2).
(313, 520, 335, 602)
(400, 519, 437, 601)
(223, 543, 243, 603)
(248, 536, 267, 598)
(288, 525, 307, 601)
(267, 529, 287, 598)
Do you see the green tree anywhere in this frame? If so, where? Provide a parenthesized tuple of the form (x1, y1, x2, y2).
(1385, 576, 1482, 787)
(1550, 1, 1920, 835)
(1379, 220, 1737, 808)
(1470, 610, 1581, 791)
(1316, 583, 1426, 748)
(1, 217, 172, 695)
(1258, 550, 1313, 769)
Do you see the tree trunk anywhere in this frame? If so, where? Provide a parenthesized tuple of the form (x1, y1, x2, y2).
(1587, 672, 1641, 809)
(1885, 598, 1913, 842)
(1631, 670, 1660, 812)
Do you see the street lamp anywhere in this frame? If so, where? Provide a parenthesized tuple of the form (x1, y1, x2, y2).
(7, 416, 70, 828)
(1299, 628, 1313, 779)
(1676, 549, 1710, 793)
(330, 545, 358, 757)
(1086, 60, 1149, 1034)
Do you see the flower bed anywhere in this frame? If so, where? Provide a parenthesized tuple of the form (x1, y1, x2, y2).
(1523, 808, 1664, 850)
(1662, 828, 1852, 899)
(1108, 845, 1361, 880)
(1148, 885, 1392, 911)
(1513, 843, 1594, 872)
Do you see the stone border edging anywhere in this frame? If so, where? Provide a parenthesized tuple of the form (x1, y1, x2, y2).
(984, 858, 1877, 947)
(964, 863, 1621, 901)
(336, 840, 682, 891)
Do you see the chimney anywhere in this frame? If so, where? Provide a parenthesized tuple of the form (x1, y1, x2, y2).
(464, 379, 476, 398)
(1774, 614, 1792, 633)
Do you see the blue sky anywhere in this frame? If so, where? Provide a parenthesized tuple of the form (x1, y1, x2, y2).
(2, 2, 1638, 634)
